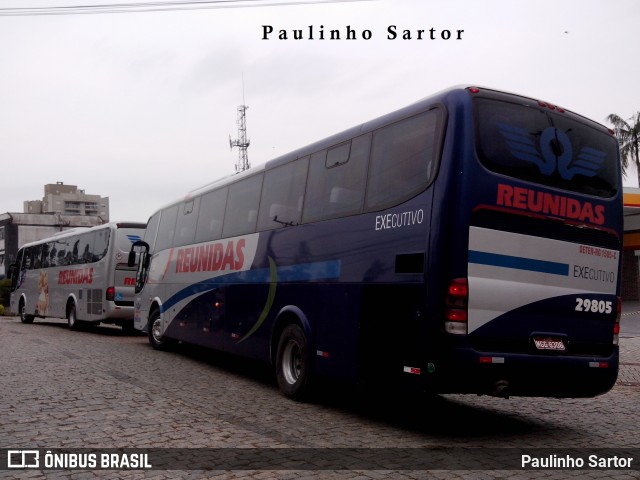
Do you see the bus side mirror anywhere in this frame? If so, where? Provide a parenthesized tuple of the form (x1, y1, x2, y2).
(128, 240, 150, 267)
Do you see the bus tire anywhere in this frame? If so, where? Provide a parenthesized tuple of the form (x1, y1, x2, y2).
(275, 324, 312, 400)
(67, 303, 81, 331)
(19, 300, 34, 324)
(148, 310, 169, 350)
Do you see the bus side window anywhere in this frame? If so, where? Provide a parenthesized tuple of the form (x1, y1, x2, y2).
(57, 239, 69, 266)
(143, 212, 161, 252)
(93, 230, 109, 262)
(48, 242, 58, 267)
(75, 232, 96, 264)
(195, 188, 228, 243)
(31, 245, 42, 269)
(68, 237, 80, 264)
(41, 242, 50, 268)
(303, 133, 369, 223)
(23, 247, 33, 270)
(258, 157, 308, 231)
(365, 109, 441, 211)
(155, 205, 179, 253)
(222, 174, 263, 238)
(174, 198, 200, 247)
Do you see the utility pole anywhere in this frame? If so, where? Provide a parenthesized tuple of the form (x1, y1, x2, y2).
(229, 78, 250, 173)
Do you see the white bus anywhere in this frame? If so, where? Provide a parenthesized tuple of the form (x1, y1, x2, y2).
(8, 222, 145, 331)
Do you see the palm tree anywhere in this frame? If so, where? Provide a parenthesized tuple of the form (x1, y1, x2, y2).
(606, 112, 640, 185)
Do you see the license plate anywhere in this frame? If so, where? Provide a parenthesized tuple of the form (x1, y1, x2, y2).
(533, 337, 566, 351)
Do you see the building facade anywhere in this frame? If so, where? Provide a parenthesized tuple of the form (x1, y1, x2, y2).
(23, 182, 109, 219)
(623, 187, 640, 300)
(0, 183, 109, 279)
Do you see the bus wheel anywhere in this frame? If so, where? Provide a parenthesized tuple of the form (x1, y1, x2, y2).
(67, 303, 81, 331)
(19, 301, 34, 324)
(276, 324, 312, 400)
(148, 310, 169, 350)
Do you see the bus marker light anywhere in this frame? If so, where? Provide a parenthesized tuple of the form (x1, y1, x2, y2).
(479, 357, 505, 364)
(589, 362, 609, 368)
(403, 366, 421, 375)
(445, 321, 467, 335)
(106, 286, 115, 301)
(448, 280, 468, 297)
(446, 309, 467, 322)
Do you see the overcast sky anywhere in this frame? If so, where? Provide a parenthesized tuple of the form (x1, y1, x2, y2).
(1, 0, 639, 222)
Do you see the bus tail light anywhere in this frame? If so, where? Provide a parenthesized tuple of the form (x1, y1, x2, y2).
(613, 296, 621, 345)
(106, 286, 115, 301)
(445, 278, 468, 335)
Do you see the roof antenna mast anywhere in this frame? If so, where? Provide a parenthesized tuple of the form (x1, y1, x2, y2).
(229, 75, 250, 173)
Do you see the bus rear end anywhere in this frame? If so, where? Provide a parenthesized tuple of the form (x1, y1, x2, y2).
(105, 223, 145, 326)
(438, 87, 621, 398)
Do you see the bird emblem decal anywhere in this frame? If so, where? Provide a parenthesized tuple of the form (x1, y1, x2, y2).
(497, 123, 606, 180)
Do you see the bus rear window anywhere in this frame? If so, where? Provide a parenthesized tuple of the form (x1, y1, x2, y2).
(474, 98, 619, 198)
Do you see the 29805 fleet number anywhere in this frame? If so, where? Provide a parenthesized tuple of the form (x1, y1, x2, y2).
(575, 298, 612, 314)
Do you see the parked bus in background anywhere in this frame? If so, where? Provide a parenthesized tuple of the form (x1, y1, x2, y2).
(130, 86, 622, 400)
(9, 222, 145, 331)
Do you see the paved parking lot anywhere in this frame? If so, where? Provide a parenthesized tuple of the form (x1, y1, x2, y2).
(1, 314, 639, 479)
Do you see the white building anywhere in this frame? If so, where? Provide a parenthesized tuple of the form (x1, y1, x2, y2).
(0, 183, 109, 278)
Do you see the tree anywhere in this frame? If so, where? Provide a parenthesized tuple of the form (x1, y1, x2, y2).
(606, 112, 640, 186)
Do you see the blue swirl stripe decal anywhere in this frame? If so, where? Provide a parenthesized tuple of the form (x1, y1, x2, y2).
(468, 251, 569, 276)
(162, 259, 341, 313)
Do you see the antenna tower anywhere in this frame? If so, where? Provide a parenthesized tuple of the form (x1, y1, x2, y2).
(229, 80, 250, 173)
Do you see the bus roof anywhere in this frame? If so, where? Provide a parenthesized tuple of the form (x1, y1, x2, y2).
(17, 221, 146, 250)
(150, 84, 610, 217)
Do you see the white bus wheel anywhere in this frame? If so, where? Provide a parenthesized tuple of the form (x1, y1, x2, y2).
(67, 303, 81, 331)
(148, 310, 169, 350)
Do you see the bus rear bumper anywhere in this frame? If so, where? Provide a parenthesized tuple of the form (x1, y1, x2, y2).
(431, 347, 619, 398)
(103, 303, 135, 320)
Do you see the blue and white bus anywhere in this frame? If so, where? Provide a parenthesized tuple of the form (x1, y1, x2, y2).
(130, 86, 622, 399)
(9, 222, 145, 331)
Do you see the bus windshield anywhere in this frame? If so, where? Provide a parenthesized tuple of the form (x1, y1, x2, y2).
(474, 97, 619, 198)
